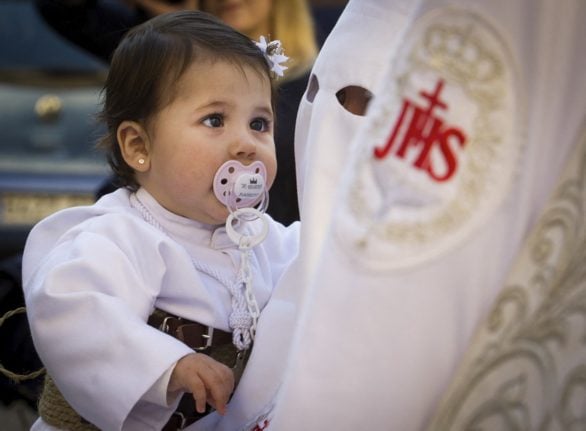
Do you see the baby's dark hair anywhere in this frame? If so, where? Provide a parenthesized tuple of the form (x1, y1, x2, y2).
(97, 10, 274, 190)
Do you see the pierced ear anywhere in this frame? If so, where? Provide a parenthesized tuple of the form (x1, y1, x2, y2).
(118, 120, 150, 171)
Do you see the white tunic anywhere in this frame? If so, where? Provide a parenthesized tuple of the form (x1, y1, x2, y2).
(22, 187, 299, 431)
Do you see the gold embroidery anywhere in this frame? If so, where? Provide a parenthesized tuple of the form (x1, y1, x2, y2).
(426, 132, 586, 430)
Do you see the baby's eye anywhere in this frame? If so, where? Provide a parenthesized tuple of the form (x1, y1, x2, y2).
(250, 117, 270, 132)
(202, 114, 224, 128)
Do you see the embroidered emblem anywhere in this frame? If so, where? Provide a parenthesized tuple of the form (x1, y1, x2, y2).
(373, 78, 467, 183)
(241, 403, 274, 431)
(335, 7, 521, 270)
(251, 419, 270, 431)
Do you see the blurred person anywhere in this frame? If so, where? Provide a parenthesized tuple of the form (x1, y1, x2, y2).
(22, 11, 299, 431)
(35, 0, 319, 225)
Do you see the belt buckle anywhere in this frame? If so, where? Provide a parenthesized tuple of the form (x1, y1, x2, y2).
(194, 326, 214, 352)
(159, 316, 173, 333)
(172, 411, 187, 430)
(159, 315, 214, 352)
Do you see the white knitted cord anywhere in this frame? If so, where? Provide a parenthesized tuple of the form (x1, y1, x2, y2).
(240, 248, 261, 339)
(224, 209, 268, 348)
(129, 193, 256, 350)
(228, 250, 255, 350)
(192, 257, 254, 351)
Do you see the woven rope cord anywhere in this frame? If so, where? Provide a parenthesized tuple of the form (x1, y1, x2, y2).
(0, 307, 45, 382)
(38, 375, 99, 431)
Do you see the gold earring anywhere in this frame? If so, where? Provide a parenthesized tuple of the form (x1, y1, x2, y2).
(138, 158, 145, 165)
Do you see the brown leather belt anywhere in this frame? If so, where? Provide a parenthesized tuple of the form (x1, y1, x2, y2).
(148, 309, 233, 353)
(148, 309, 251, 430)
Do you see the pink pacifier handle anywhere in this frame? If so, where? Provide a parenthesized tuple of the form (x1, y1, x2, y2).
(213, 160, 268, 210)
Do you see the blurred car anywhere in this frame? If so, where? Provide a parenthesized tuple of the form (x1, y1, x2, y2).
(0, 0, 110, 259)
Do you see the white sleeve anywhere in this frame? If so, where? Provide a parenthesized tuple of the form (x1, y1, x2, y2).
(24, 230, 193, 430)
(140, 363, 182, 407)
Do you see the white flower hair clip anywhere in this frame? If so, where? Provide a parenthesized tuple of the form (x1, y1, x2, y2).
(255, 36, 289, 78)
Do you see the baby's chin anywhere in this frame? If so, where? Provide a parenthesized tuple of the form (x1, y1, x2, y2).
(206, 204, 231, 226)
(182, 203, 228, 226)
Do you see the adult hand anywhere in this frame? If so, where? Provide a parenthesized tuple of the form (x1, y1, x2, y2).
(169, 352, 234, 415)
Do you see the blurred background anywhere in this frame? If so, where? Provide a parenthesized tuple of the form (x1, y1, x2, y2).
(0, 0, 347, 429)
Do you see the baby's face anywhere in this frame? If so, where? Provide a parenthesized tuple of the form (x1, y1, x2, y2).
(139, 60, 276, 225)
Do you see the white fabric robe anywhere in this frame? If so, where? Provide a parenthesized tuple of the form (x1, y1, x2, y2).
(22, 187, 299, 431)
(205, 0, 586, 430)
(269, 0, 586, 430)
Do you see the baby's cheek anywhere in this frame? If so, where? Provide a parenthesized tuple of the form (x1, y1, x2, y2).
(266, 161, 278, 189)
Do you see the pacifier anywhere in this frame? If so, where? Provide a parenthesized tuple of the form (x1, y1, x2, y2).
(214, 160, 270, 248)
(213, 160, 268, 212)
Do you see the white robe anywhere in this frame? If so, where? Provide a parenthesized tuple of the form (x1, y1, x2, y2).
(269, 0, 586, 430)
(22, 187, 299, 431)
(206, 0, 586, 430)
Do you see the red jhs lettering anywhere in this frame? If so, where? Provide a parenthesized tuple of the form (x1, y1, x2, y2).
(251, 419, 270, 431)
(373, 79, 467, 182)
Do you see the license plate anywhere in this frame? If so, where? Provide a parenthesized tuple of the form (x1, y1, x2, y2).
(0, 192, 94, 226)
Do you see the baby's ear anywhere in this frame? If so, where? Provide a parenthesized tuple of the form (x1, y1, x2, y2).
(118, 121, 150, 171)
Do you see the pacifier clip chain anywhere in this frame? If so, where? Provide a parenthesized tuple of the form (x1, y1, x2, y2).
(225, 209, 268, 350)
(214, 159, 270, 351)
(228, 236, 261, 350)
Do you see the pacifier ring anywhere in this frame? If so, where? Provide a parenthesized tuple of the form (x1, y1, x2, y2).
(226, 208, 269, 249)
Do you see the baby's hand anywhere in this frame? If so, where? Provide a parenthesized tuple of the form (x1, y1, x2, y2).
(169, 353, 234, 415)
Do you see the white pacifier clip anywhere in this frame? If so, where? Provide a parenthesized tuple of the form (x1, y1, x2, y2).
(213, 160, 270, 350)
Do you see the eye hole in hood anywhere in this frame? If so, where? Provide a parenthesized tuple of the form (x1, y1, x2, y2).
(335, 85, 373, 116)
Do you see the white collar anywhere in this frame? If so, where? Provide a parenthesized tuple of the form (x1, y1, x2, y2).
(134, 188, 234, 250)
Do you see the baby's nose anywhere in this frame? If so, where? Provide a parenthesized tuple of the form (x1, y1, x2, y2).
(229, 130, 257, 159)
